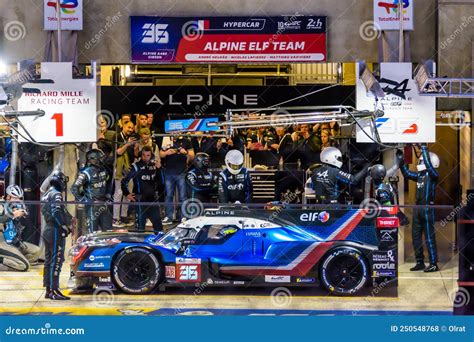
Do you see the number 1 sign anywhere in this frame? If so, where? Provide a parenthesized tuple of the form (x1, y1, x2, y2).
(17, 62, 99, 143)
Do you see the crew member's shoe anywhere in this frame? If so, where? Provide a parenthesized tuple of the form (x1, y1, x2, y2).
(52, 289, 71, 300)
(410, 263, 426, 271)
(162, 217, 172, 225)
(424, 264, 439, 272)
(45, 288, 71, 300)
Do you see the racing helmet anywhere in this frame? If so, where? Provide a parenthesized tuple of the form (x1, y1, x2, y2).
(370, 164, 386, 184)
(6, 184, 24, 199)
(50, 171, 69, 192)
(320, 147, 343, 168)
(194, 152, 210, 170)
(225, 150, 244, 175)
(86, 149, 105, 167)
(417, 152, 440, 172)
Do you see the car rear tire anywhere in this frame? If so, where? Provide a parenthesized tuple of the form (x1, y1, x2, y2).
(112, 247, 162, 294)
(319, 247, 369, 296)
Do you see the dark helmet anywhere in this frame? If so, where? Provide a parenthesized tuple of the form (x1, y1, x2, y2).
(50, 171, 68, 192)
(86, 149, 105, 167)
(194, 152, 210, 170)
(371, 164, 386, 184)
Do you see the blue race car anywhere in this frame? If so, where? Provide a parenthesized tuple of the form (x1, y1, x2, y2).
(69, 208, 381, 296)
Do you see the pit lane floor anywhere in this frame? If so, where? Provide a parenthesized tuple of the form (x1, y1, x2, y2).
(0, 257, 456, 316)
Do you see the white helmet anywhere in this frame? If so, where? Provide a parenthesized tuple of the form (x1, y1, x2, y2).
(417, 152, 440, 171)
(225, 150, 244, 175)
(6, 184, 24, 199)
(320, 147, 343, 168)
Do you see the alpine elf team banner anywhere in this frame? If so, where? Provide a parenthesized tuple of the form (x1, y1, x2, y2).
(130, 16, 327, 63)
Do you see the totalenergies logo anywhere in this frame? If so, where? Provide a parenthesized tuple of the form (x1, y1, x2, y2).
(378, 0, 410, 14)
(47, 0, 79, 14)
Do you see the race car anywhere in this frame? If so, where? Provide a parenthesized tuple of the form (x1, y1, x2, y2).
(69, 208, 387, 296)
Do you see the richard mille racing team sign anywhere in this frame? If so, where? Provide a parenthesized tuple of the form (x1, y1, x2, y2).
(17, 62, 98, 143)
(130, 16, 327, 63)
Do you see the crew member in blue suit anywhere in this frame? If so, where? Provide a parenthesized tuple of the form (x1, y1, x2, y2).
(42, 171, 73, 300)
(397, 144, 440, 272)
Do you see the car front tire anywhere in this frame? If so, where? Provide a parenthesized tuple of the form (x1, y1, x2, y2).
(112, 247, 162, 294)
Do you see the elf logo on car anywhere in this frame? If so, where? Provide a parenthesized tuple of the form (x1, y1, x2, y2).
(376, 217, 399, 228)
(300, 212, 330, 222)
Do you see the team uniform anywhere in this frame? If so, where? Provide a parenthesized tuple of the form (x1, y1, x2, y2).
(121, 159, 163, 233)
(218, 168, 253, 203)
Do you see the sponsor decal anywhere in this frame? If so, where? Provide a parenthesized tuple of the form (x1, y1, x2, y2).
(373, 270, 396, 277)
(376, 217, 399, 228)
(165, 265, 176, 278)
(176, 258, 201, 264)
(380, 231, 395, 242)
(98, 277, 111, 283)
(205, 210, 235, 216)
(89, 255, 110, 261)
(212, 280, 231, 285)
(83, 262, 105, 268)
(265, 275, 290, 283)
(233, 281, 245, 285)
(295, 277, 316, 283)
(299, 211, 331, 223)
(245, 231, 261, 237)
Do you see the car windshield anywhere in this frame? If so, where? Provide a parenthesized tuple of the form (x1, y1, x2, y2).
(156, 227, 198, 250)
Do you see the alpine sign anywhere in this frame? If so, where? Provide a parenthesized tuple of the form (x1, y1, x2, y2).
(356, 63, 435, 143)
(130, 16, 327, 63)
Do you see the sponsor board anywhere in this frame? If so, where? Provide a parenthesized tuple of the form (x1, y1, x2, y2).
(131, 16, 327, 63)
(356, 63, 435, 143)
(374, 0, 414, 31)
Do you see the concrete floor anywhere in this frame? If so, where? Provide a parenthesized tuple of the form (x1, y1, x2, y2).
(0, 258, 456, 315)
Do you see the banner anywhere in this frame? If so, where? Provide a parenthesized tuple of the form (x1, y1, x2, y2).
(44, 0, 83, 30)
(356, 63, 436, 143)
(18, 62, 98, 143)
(374, 0, 414, 31)
(130, 16, 327, 63)
(101, 85, 354, 115)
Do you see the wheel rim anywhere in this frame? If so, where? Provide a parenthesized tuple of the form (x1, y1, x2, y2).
(326, 254, 364, 291)
(117, 253, 156, 289)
